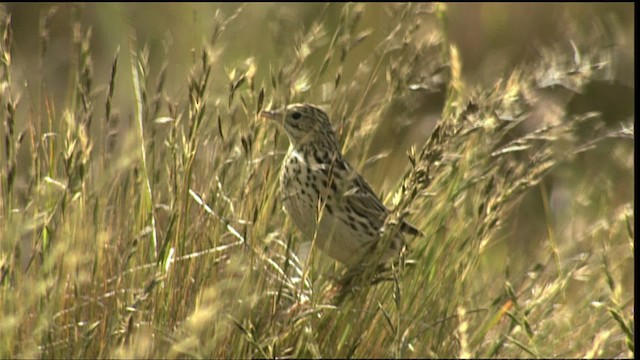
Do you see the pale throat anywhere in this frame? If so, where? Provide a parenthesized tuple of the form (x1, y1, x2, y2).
(287, 146, 306, 163)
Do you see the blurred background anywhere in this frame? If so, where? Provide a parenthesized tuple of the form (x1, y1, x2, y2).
(0, 3, 634, 357)
(2, 2, 634, 277)
(4, 3, 633, 91)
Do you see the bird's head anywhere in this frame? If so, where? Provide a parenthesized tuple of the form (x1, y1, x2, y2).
(260, 103, 339, 151)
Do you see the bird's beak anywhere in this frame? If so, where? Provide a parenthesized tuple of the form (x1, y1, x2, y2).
(259, 109, 282, 122)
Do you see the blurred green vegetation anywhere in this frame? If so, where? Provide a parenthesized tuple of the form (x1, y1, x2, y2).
(0, 3, 634, 358)
(5, 1, 632, 280)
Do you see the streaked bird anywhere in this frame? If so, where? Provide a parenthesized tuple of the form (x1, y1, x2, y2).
(260, 103, 420, 267)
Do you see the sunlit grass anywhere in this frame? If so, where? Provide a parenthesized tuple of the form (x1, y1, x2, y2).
(0, 3, 634, 358)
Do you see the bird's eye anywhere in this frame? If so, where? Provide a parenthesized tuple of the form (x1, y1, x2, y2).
(291, 112, 302, 120)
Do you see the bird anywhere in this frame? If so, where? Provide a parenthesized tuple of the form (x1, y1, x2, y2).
(260, 103, 421, 268)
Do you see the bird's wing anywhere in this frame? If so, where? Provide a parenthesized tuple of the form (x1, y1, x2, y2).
(340, 164, 422, 237)
(344, 172, 389, 222)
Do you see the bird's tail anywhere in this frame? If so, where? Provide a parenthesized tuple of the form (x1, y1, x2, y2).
(400, 220, 423, 237)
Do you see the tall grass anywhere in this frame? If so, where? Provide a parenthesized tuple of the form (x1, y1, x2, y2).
(0, 3, 634, 358)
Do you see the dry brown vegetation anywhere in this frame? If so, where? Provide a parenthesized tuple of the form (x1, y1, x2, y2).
(0, 3, 634, 358)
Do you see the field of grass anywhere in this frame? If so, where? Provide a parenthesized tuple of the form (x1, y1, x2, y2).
(0, 3, 634, 358)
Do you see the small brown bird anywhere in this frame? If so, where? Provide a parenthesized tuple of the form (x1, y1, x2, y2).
(260, 103, 420, 267)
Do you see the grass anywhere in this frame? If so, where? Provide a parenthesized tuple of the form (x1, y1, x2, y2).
(0, 3, 634, 358)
